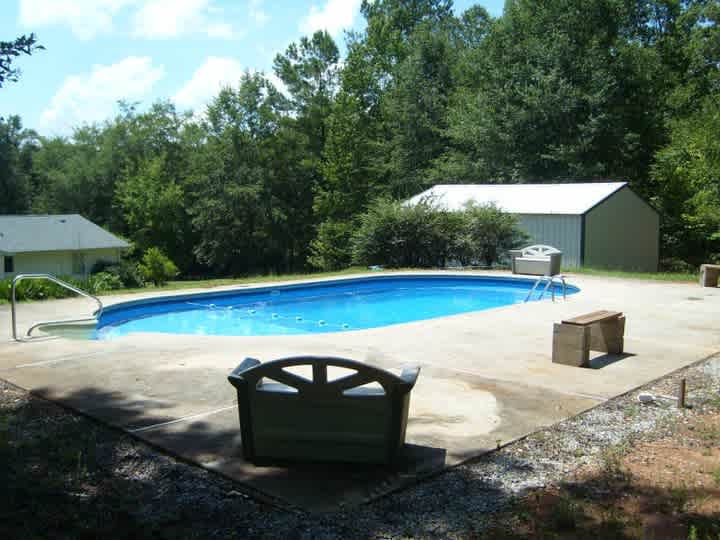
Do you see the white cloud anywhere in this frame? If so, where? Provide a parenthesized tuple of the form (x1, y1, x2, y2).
(132, 0, 236, 39)
(40, 56, 164, 133)
(173, 56, 244, 111)
(19, 0, 237, 40)
(18, 0, 136, 40)
(249, 0, 269, 26)
(300, 0, 362, 37)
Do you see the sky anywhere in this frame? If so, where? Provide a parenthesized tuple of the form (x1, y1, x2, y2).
(1, 0, 505, 136)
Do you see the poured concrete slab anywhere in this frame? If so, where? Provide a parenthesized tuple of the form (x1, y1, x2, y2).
(0, 271, 718, 511)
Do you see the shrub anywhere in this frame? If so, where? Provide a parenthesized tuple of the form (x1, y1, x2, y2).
(351, 198, 524, 268)
(86, 272, 123, 294)
(461, 202, 528, 266)
(351, 198, 461, 268)
(89, 259, 116, 275)
(104, 260, 145, 288)
(0, 272, 123, 302)
(659, 257, 696, 273)
(308, 220, 355, 271)
(138, 247, 178, 287)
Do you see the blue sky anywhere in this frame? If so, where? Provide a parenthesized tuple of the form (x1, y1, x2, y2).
(1, 0, 505, 136)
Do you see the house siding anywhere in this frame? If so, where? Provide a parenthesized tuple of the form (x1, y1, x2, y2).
(583, 187, 659, 271)
(0, 248, 121, 279)
(516, 214, 583, 268)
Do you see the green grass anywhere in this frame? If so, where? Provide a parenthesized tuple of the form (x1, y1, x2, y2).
(104, 266, 375, 297)
(565, 266, 697, 282)
(0, 265, 701, 305)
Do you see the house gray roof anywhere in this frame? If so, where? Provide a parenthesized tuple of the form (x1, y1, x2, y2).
(405, 182, 629, 215)
(0, 215, 129, 254)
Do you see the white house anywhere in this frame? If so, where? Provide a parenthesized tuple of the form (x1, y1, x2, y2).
(0, 214, 129, 279)
(406, 182, 660, 271)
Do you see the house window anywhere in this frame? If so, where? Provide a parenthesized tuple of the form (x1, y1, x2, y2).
(4, 256, 14, 273)
(72, 253, 86, 275)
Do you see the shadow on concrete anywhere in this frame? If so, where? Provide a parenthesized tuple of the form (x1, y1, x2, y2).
(589, 352, 636, 369)
(24, 383, 450, 513)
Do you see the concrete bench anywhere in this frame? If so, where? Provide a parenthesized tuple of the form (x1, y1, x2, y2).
(700, 264, 720, 287)
(552, 310, 625, 367)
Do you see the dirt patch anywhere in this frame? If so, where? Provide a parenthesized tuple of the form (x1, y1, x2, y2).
(499, 412, 720, 539)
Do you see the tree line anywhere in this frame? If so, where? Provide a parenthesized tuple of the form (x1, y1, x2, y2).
(2, 0, 718, 277)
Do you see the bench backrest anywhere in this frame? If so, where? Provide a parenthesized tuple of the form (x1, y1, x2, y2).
(228, 356, 420, 464)
(521, 244, 562, 257)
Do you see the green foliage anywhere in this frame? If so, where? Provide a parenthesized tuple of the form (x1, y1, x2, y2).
(351, 198, 458, 268)
(0, 273, 123, 302)
(461, 202, 528, 266)
(138, 248, 178, 287)
(351, 198, 523, 268)
(308, 220, 355, 270)
(0, 115, 36, 214)
(0, 33, 43, 88)
(652, 95, 720, 265)
(85, 272, 123, 294)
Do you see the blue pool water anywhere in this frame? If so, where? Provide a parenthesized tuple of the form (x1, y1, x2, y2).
(96, 275, 578, 339)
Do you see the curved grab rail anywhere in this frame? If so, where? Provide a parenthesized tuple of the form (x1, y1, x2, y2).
(10, 273, 103, 342)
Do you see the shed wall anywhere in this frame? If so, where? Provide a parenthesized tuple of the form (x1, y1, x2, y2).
(583, 187, 659, 271)
(0, 248, 121, 279)
(516, 214, 583, 268)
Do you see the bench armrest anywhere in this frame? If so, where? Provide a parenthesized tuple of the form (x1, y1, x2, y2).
(508, 249, 523, 259)
(228, 357, 261, 383)
(399, 365, 421, 388)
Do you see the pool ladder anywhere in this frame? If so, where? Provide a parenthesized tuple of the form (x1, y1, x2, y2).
(524, 274, 567, 303)
(10, 273, 103, 342)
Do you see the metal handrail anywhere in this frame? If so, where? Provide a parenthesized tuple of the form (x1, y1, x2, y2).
(524, 274, 567, 303)
(11, 273, 103, 342)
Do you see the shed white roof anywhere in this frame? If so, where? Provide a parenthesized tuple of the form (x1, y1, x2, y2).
(0, 214, 129, 254)
(405, 182, 628, 215)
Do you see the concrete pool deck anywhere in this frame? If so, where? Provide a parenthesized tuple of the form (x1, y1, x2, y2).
(0, 271, 718, 511)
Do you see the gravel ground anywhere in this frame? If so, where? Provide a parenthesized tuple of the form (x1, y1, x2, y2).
(2, 353, 719, 539)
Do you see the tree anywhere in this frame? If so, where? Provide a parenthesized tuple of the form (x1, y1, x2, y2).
(188, 74, 282, 275)
(652, 95, 720, 264)
(440, 0, 671, 184)
(0, 116, 36, 214)
(0, 34, 43, 88)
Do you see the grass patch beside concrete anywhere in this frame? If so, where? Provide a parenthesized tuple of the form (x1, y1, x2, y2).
(566, 267, 697, 282)
(111, 266, 374, 296)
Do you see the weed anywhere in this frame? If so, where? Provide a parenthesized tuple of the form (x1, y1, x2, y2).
(713, 467, 720, 486)
(550, 495, 581, 531)
(597, 505, 628, 538)
(599, 444, 628, 481)
(669, 483, 690, 513)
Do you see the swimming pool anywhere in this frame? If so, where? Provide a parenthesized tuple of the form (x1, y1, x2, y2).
(96, 275, 578, 339)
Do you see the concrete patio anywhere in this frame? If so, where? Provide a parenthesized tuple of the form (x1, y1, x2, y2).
(0, 271, 718, 511)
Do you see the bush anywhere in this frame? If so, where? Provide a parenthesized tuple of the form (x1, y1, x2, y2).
(659, 257, 696, 273)
(308, 220, 355, 271)
(138, 247, 178, 287)
(0, 272, 124, 302)
(89, 259, 116, 275)
(351, 198, 525, 268)
(86, 271, 124, 294)
(461, 202, 528, 266)
(104, 260, 145, 288)
(351, 198, 463, 268)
